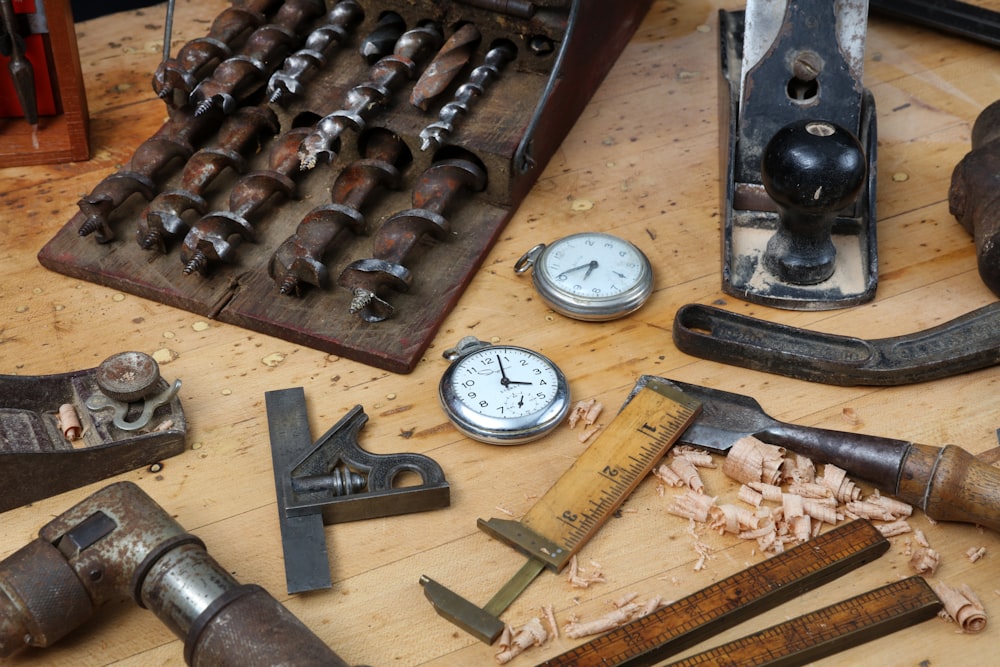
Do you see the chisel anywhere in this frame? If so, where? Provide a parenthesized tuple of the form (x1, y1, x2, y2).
(656, 377, 1000, 533)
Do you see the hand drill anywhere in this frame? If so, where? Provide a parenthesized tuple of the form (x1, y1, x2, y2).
(0, 481, 350, 666)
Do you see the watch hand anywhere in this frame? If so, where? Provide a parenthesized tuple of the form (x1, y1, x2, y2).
(496, 354, 510, 384)
(557, 260, 599, 280)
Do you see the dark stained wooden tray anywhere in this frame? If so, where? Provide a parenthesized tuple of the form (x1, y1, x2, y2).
(38, 0, 652, 373)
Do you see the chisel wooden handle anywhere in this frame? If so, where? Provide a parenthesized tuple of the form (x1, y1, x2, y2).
(762, 425, 1000, 534)
(897, 444, 1000, 533)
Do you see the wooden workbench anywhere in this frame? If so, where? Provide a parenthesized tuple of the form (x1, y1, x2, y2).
(2, 1, 999, 664)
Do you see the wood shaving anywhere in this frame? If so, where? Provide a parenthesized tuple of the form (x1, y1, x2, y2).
(653, 463, 683, 487)
(747, 481, 783, 503)
(786, 482, 833, 499)
(667, 490, 716, 523)
(934, 582, 988, 634)
(673, 446, 716, 468)
(564, 603, 642, 638)
(563, 595, 665, 639)
(722, 436, 784, 485)
(967, 546, 987, 563)
(668, 456, 705, 493)
(57, 403, 82, 440)
(495, 618, 548, 664)
(566, 555, 606, 589)
(567, 399, 602, 429)
(818, 464, 862, 503)
(737, 484, 764, 507)
(909, 547, 940, 574)
(578, 424, 603, 443)
(541, 604, 558, 638)
(875, 519, 911, 537)
(709, 503, 759, 535)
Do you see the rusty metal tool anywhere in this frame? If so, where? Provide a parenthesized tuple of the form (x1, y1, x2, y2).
(410, 23, 481, 111)
(0, 0, 36, 126)
(950, 98, 1000, 297)
(539, 521, 933, 667)
(870, 0, 1000, 49)
(180, 125, 312, 275)
(0, 351, 185, 514)
(266, 387, 450, 594)
(719, 1, 878, 309)
(154, 0, 281, 107)
(421, 378, 701, 644)
(338, 155, 486, 321)
(266, 0, 363, 105)
(138, 105, 279, 253)
(189, 0, 326, 117)
(419, 38, 517, 152)
(657, 377, 1000, 533)
(76, 109, 220, 242)
(0, 481, 349, 665)
(270, 128, 408, 295)
(672, 302, 1000, 385)
(358, 11, 405, 64)
(298, 22, 444, 170)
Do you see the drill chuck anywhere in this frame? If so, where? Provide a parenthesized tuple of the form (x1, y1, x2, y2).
(0, 482, 348, 666)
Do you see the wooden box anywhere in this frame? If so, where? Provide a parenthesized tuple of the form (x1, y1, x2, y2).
(38, 0, 651, 372)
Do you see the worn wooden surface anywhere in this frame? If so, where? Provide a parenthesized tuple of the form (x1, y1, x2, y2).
(2, 1, 1000, 665)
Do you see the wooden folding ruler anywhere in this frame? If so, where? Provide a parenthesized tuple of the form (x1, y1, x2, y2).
(540, 519, 943, 667)
(420, 377, 702, 643)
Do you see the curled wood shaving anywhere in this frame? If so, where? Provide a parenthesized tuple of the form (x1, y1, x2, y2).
(875, 519, 912, 537)
(867, 490, 914, 518)
(566, 555, 606, 589)
(722, 436, 784, 485)
(818, 464, 863, 503)
(578, 424, 603, 443)
(57, 403, 82, 440)
(934, 582, 988, 634)
(967, 546, 987, 563)
(786, 482, 833, 499)
(673, 446, 716, 468)
(790, 514, 811, 543)
(567, 399, 603, 429)
(541, 604, 558, 639)
(909, 547, 940, 574)
(747, 482, 783, 503)
(709, 504, 759, 535)
(563, 595, 666, 639)
(801, 498, 841, 525)
(844, 500, 899, 522)
(667, 490, 717, 523)
(737, 484, 764, 507)
(668, 456, 705, 493)
(495, 618, 548, 664)
(653, 463, 684, 487)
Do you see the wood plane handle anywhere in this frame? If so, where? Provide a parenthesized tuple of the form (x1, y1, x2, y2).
(897, 444, 1000, 533)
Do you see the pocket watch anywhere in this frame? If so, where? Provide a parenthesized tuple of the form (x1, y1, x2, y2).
(514, 231, 654, 321)
(438, 337, 571, 445)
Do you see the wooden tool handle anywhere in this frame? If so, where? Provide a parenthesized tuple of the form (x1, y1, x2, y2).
(897, 444, 1000, 533)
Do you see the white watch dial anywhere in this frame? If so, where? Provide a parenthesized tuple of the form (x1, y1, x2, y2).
(439, 339, 570, 445)
(543, 234, 646, 298)
(449, 347, 561, 418)
(516, 232, 653, 321)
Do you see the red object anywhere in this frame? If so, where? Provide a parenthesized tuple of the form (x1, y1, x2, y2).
(1, 0, 58, 118)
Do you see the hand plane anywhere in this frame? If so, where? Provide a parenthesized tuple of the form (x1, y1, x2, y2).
(719, 0, 878, 309)
(0, 351, 186, 513)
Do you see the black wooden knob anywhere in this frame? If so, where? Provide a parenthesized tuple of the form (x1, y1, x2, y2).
(761, 119, 866, 285)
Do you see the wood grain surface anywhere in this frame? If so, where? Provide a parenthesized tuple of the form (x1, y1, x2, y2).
(2, 1, 999, 665)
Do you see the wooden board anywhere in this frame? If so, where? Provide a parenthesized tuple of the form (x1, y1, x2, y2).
(3, 2, 1000, 666)
(36, 0, 650, 373)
